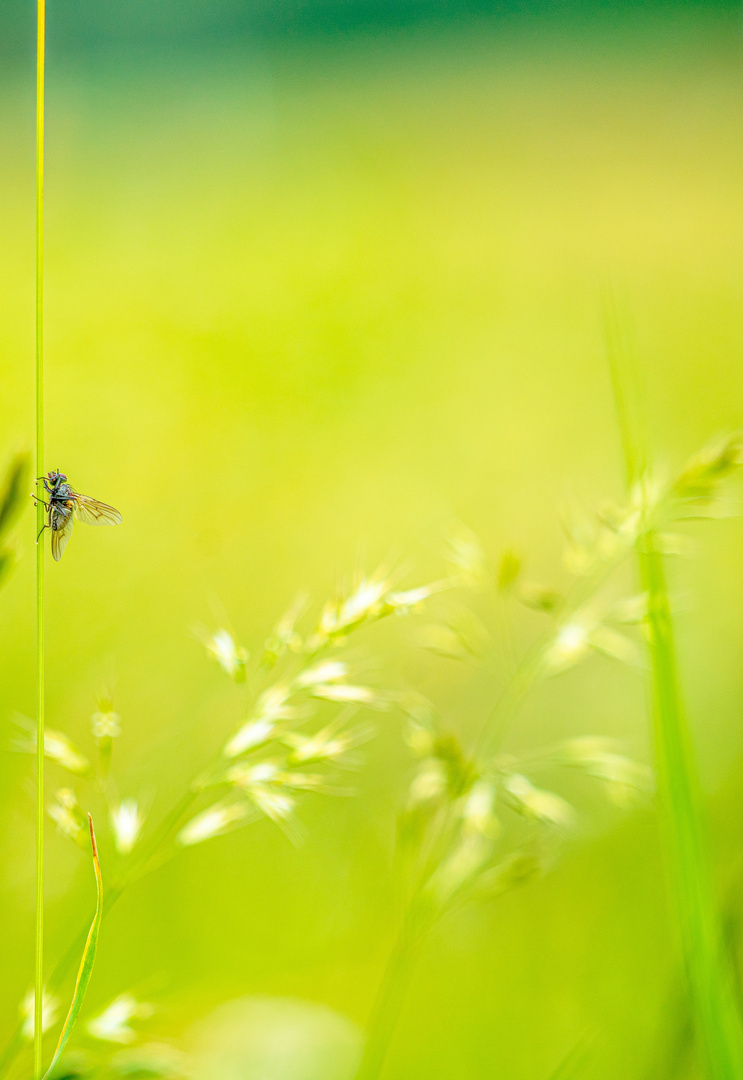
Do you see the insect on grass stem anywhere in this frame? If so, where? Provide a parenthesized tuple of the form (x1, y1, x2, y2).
(34, 0, 46, 1070)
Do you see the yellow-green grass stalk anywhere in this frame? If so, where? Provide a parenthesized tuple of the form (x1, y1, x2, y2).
(354, 907, 426, 1080)
(639, 538, 743, 1079)
(34, 0, 46, 1070)
(607, 301, 743, 1079)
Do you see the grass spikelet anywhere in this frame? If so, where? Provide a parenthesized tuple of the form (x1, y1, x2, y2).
(41, 814, 103, 1080)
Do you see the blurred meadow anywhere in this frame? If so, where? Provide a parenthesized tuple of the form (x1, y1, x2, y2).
(3, 0, 743, 1076)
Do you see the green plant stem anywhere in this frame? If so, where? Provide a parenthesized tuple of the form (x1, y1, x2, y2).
(355, 910, 423, 1080)
(34, 0, 46, 1070)
(639, 535, 743, 1079)
(606, 298, 743, 1077)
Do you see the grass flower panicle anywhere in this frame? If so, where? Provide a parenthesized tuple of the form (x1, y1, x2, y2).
(5, 421, 741, 1080)
(355, 513, 662, 1080)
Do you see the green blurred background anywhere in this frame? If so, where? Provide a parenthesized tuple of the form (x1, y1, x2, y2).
(2, 0, 743, 1075)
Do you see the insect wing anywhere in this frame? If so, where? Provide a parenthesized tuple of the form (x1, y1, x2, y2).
(72, 493, 123, 527)
(51, 507, 74, 562)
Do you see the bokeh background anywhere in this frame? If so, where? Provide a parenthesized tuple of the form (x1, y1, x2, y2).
(2, 0, 743, 1076)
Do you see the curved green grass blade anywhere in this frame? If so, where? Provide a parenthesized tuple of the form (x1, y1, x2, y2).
(41, 815, 103, 1080)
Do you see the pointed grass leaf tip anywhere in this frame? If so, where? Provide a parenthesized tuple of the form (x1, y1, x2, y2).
(41, 814, 103, 1080)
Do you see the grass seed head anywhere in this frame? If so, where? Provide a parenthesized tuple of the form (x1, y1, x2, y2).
(408, 759, 448, 806)
(223, 685, 307, 758)
(263, 592, 308, 664)
(545, 621, 591, 673)
(385, 579, 454, 613)
(91, 707, 121, 740)
(517, 583, 563, 613)
(227, 760, 282, 787)
(461, 780, 499, 837)
(223, 718, 277, 759)
(14, 716, 91, 776)
(283, 715, 371, 766)
(198, 627, 249, 682)
(559, 737, 653, 804)
(247, 784, 296, 825)
(177, 799, 255, 846)
(48, 787, 87, 844)
(444, 525, 487, 589)
(309, 683, 388, 708)
(20, 989, 59, 1040)
(295, 659, 348, 687)
(501, 773, 575, 829)
(110, 799, 146, 854)
(673, 432, 743, 507)
(87, 994, 154, 1044)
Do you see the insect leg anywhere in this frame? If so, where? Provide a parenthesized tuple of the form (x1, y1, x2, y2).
(30, 493, 50, 508)
(36, 523, 49, 543)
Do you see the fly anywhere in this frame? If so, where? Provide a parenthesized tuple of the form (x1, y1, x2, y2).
(34, 470, 122, 561)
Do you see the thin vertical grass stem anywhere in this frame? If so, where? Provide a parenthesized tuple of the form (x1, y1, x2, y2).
(34, 0, 46, 1072)
(639, 538, 743, 1079)
(606, 301, 743, 1078)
